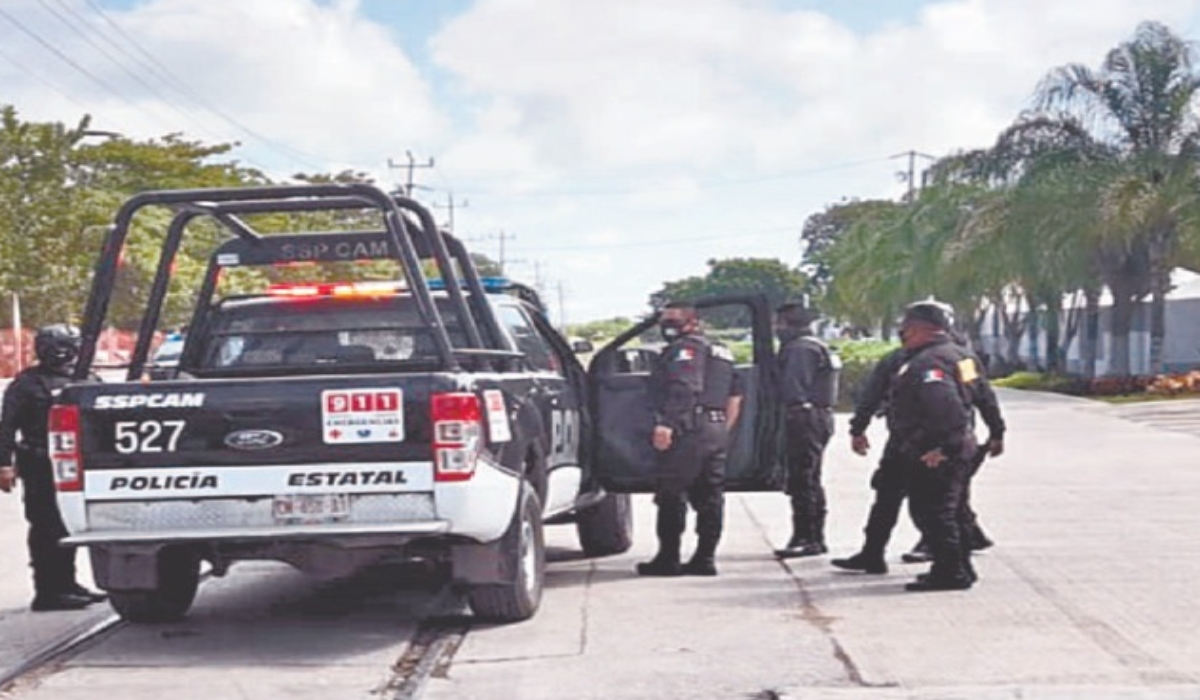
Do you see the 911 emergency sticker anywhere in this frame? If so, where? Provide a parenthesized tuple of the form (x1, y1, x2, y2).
(321, 389, 404, 444)
(482, 389, 512, 443)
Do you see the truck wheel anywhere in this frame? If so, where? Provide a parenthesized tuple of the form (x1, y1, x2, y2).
(109, 547, 202, 624)
(468, 483, 545, 623)
(576, 491, 633, 557)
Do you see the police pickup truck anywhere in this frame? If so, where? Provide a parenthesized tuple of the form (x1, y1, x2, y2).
(53, 185, 641, 624)
(54, 185, 787, 625)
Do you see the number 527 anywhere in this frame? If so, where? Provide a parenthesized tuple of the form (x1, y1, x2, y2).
(114, 420, 186, 454)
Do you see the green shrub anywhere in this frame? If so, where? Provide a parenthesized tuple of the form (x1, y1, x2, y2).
(830, 339, 901, 412)
(992, 371, 1058, 390)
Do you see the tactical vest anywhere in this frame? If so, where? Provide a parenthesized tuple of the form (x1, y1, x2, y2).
(698, 341, 737, 409)
(796, 336, 842, 407)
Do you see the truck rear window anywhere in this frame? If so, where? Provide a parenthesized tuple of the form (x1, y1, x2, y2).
(195, 295, 469, 370)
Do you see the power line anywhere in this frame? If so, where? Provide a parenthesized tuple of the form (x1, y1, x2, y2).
(32, 0, 224, 141)
(447, 156, 891, 198)
(388, 151, 436, 196)
(430, 191, 468, 233)
(0, 6, 151, 113)
(0, 44, 90, 110)
(509, 226, 795, 252)
(890, 149, 935, 202)
(72, 0, 329, 169)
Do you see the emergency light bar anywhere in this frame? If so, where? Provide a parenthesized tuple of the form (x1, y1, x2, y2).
(265, 277, 512, 299)
(265, 281, 403, 298)
(428, 277, 511, 294)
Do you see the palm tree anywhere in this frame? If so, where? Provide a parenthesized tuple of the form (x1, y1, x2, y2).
(1033, 21, 1200, 375)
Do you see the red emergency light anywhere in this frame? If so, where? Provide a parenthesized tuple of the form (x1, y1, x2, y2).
(265, 281, 403, 299)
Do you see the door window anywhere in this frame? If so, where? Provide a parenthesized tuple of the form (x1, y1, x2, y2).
(498, 305, 559, 374)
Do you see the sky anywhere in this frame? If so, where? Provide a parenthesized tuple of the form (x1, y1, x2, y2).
(5, 0, 1200, 324)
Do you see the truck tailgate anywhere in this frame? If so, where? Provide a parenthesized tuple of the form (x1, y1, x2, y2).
(61, 374, 448, 538)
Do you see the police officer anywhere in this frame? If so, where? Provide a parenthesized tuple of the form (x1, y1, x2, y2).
(830, 345, 911, 574)
(901, 327, 1006, 564)
(772, 303, 840, 559)
(637, 302, 743, 577)
(888, 302, 980, 591)
(0, 325, 106, 611)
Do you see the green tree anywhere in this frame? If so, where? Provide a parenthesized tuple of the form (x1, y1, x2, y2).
(650, 257, 808, 327)
(1030, 21, 1200, 374)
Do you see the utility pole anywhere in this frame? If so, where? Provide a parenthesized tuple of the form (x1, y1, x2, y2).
(556, 281, 567, 331)
(890, 149, 935, 202)
(431, 192, 468, 233)
(387, 150, 435, 197)
(488, 230, 516, 274)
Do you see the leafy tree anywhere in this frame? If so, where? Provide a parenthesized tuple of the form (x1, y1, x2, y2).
(1029, 21, 1200, 374)
(650, 258, 808, 327)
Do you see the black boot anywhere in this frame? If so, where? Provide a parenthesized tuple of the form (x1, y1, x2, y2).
(682, 537, 718, 576)
(637, 533, 682, 576)
(67, 583, 108, 603)
(969, 525, 994, 551)
(774, 504, 812, 558)
(906, 573, 973, 591)
(831, 551, 888, 574)
(31, 592, 94, 612)
(639, 503, 684, 576)
(901, 539, 932, 563)
(637, 550, 681, 576)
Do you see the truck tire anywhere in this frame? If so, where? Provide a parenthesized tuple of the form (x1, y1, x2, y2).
(109, 547, 201, 624)
(468, 483, 545, 622)
(576, 491, 633, 557)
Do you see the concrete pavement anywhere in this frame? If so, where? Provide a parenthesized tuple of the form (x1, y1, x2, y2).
(2, 388, 1200, 699)
(0, 492, 111, 688)
(424, 388, 1200, 699)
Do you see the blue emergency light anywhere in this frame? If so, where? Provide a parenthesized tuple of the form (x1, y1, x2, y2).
(427, 277, 512, 293)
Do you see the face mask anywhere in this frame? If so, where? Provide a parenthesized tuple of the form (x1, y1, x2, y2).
(776, 327, 802, 343)
(660, 320, 685, 341)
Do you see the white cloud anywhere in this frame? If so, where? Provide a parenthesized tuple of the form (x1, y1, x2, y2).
(5, 0, 1200, 321)
(0, 0, 444, 172)
(430, 0, 1200, 319)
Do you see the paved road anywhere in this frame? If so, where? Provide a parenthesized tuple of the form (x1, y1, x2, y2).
(1108, 397, 1200, 437)
(2, 388, 1200, 699)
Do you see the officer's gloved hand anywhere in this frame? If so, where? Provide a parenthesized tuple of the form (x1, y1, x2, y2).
(851, 434, 870, 456)
(0, 466, 16, 493)
(987, 439, 1004, 457)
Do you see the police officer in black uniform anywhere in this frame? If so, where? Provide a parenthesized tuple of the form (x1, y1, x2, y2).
(902, 326, 1006, 564)
(830, 345, 911, 574)
(0, 325, 106, 611)
(888, 302, 980, 591)
(772, 303, 840, 559)
(637, 302, 743, 577)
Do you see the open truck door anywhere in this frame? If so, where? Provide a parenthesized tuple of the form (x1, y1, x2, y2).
(588, 296, 783, 493)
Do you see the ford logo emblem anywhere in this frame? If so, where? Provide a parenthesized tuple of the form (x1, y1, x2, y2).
(224, 429, 284, 451)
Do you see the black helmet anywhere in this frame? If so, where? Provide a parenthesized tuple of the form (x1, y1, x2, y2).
(901, 299, 953, 331)
(35, 324, 81, 369)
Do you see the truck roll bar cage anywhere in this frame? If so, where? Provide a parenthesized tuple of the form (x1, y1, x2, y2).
(74, 184, 512, 382)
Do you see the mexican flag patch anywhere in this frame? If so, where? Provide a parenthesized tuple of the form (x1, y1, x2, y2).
(923, 368, 945, 383)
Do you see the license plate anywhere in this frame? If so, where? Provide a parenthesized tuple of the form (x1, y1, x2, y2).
(272, 494, 350, 523)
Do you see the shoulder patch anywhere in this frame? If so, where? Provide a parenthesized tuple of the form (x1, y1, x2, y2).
(675, 347, 695, 362)
(923, 368, 945, 383)
(957, 358, 979, 383)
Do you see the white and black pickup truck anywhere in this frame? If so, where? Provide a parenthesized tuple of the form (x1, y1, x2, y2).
(52, 185, 785, 624)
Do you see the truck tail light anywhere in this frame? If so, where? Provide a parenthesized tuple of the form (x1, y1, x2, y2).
(49, 405, 83, 493)
(431, 393, 482, 482)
